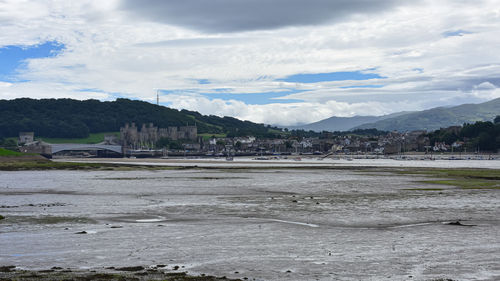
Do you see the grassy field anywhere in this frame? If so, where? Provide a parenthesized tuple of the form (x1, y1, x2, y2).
(0, 148, 25, 157)
(39, 132, 119, 144)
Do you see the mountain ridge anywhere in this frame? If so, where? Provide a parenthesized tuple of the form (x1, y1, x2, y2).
(287, 98, 500, 132)
(353, 98, 500, 132)
(287, 111, 412, 132)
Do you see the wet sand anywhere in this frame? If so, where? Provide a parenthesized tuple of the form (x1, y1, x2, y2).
(1, 163, 499, 280)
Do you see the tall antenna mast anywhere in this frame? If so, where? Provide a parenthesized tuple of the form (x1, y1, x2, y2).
(156, 90, 159, 105)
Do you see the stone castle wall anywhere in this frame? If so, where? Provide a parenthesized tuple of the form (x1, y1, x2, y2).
(120, 123, 197, 148)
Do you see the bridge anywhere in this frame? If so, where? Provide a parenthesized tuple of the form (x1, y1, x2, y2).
(51, 144, 122, 154)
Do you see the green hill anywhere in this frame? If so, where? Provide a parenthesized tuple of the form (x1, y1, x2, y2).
(353, 98, 500, 132)
(0, 98, 282, 139)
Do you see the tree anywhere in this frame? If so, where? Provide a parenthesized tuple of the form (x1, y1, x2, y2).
(234, 141, 242, 150)
(477, 132, 495, 151)
(494, 115, 500, 124)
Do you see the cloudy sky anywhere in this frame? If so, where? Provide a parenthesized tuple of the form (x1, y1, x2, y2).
(1, 0, 499, 126)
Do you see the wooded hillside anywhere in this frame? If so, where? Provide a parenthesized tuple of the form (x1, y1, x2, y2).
(0, 98, 282, 139)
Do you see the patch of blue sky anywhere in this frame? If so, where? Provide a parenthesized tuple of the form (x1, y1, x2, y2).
(197, 79, 211, 84)
(442, 30, 472, 37)
(278, 71, 384, 83)
(0, 41, 64, 81)
(202, 90, 305, 104)
(159, 89, 305, 105)
(340, 85, 384, 89)
(78, 88, 105, 93)
(159, 89, 191, 95)
(214, 88, 233, 93)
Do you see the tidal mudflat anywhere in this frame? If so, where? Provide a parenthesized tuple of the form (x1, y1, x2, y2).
(1, 165, 499, 280)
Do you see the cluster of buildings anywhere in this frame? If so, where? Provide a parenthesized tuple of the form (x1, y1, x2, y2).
(200, 130, 431, 155)
(19, 123, 484, 158)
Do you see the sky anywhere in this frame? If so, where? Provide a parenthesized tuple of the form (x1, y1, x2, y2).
(1, 0, 500, 126)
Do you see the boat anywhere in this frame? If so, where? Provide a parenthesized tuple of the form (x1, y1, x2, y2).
(254, 157, 270, 160)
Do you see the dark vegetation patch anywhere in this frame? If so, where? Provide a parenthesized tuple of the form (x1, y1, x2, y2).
(115, 266, 144, 272)
(0, 267, 242, 281)
(3, 215, 95, 225)
(395, 168, 500, 190)
(403, 188, 444, 191)
(0, 158, 184, 171)
(0, 266, 15, 272)
(100, 176, 247, 181)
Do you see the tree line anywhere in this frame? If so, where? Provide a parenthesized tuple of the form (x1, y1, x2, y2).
(427, 116, 500, 152)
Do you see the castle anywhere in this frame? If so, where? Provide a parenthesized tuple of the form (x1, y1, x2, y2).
(120, 123, 197, 149)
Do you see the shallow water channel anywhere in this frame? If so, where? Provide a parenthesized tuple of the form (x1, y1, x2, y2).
(1, 168, 499, 280)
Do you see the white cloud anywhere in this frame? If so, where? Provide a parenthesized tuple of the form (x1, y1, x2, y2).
(0, 0, 499, 126)
(161, 93, 425, 126)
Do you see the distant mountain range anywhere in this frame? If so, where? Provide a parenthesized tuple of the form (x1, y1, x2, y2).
(287, 112, 411, 132)
(289, 98, 500, 132)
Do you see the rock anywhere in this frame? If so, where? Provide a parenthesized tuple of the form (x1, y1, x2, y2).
(147, 269, 158, 273)
(116, 266, 144, 272)
(75, 231, 87, 234)
(446, 221, 476, 226)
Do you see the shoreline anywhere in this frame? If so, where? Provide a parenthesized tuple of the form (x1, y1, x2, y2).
(2, 155, 500, 171)
(55, 156, 500, 169)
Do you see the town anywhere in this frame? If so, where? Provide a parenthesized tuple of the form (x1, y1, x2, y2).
(15, 121, 497, 159)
